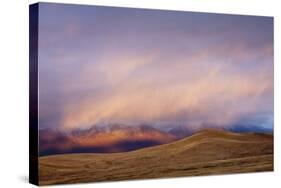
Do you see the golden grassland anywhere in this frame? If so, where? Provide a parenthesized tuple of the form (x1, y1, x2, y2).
(39, 129, 273, 185)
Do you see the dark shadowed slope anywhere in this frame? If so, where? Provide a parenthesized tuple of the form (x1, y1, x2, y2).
(39, 129, 273, 185)
(39, 129, 76, 156)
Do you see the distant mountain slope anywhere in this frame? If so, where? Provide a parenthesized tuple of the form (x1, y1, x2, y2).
(39, 125, 177, 156)
(168, 125, 193, 138)
(39, 129, 273, 185)
(228, 124, 273, 133)
(39, 129, 76, 156)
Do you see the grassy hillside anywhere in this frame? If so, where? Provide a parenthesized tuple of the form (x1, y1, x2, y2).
(39, 129, 273, 185)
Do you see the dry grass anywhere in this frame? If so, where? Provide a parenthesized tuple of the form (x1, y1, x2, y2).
(39, 129, 273, 185)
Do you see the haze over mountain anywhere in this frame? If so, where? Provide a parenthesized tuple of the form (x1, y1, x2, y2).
(39, 123, 272, 156)
(38, 4, 273, 134)
(36, 3, 273, 162)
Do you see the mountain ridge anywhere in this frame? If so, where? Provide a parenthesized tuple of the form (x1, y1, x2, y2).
(39, 124, 177, 156)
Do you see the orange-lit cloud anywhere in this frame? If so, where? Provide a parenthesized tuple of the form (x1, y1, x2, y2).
(38, 4, 273, 131)
(58, 44, 273, 130)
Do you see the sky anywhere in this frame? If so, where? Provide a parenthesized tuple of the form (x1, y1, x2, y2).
(38, 3, 273, 132)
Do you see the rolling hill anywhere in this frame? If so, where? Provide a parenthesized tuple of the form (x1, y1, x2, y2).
(39, 129, 273, 185)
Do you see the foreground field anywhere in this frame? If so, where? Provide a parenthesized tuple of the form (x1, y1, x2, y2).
(39, 129, 273, 185)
